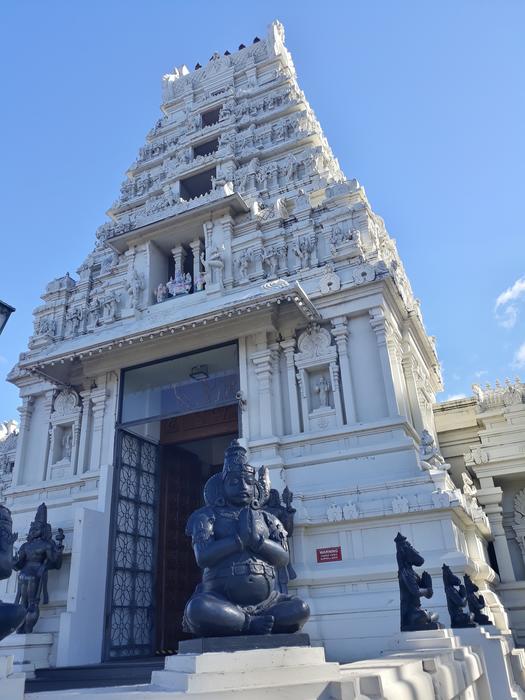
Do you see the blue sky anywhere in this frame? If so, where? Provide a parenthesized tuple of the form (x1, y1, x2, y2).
(1, 1, 524, 419)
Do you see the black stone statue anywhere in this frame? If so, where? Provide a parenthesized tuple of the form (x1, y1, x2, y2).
(183, 440, 310, 637)
(395, 532, 440, 631)
(464, 574, 492, 625)
(0, 505, 26, 640)
(14, 503, 64, 634)
(442, 564, 476, 628)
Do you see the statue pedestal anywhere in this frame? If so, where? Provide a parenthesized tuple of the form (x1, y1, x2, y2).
(0, 632, 53, 677)
(0, 655, 24, 700)
(151, 639, 341, 697)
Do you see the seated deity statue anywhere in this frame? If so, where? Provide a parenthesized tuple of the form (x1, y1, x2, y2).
(183, 440, 310, 637)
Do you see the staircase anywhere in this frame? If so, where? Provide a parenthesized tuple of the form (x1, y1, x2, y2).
(24, 657, 165, 693)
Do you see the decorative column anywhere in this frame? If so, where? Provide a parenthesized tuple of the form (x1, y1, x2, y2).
(89, 386, 107, 471)
(171, 245, 186, 277)
(476, 480, 516, 583)
(269, 343, 284, 436)
(251, 349, 275, 438)
(41, 390, 56, 481)
(331, 317, 356, 424)
(12, 396, 35, 486)
(401, 351, 424, 434)
(280, 338, 301, 434)
(189, 239, 203, 291)
(76, 390, 92, 474)
(221, 218, 234, 290)
(329, 362, 344, 427)
(369, 307, 401, 417)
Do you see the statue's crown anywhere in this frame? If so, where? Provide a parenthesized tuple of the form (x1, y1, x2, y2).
(394, 532, 407, 545)
(222, 439, 255, 477)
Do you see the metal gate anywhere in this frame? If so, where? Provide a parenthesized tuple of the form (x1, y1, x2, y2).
(104, 430, 159, 659)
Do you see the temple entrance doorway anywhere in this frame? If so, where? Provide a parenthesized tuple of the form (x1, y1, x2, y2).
(103, 343, 240, 660)
(155, 406, 237, 653)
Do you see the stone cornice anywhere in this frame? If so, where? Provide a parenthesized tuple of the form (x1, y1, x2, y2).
(9, 281, 319, 382)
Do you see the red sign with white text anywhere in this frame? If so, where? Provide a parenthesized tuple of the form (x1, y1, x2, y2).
(316, 546, 342, 563)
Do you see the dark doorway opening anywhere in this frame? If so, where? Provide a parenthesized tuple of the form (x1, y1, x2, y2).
(155, 405, 238, 653)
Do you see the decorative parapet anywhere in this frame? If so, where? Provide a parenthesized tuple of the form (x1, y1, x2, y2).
(472, 377, 524, 412)
(97, 183, 239, 243)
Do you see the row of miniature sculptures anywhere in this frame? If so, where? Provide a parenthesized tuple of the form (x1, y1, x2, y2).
(395, 531, 492, 631)
(0, 503, 63, 641)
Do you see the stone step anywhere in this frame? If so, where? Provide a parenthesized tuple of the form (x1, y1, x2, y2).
(25, 658, 164, 693)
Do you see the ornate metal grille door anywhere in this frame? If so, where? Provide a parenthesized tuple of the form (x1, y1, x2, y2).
(104, 430, 159, 658)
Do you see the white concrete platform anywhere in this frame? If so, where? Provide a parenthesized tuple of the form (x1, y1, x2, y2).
(23, 635, 523, 700)
(0, 632, 53, 677)
(0, 654, 25, 700)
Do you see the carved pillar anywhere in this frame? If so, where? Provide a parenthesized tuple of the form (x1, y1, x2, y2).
(89, 386, 107, 471)
(269, 343, 284, 436)
(477, 482, 516, 583)
(41, 390, 55, 481)
(331, 317, 356, 424)
(280, 338, 301, 434)
(76, 391, 92, 474)
(221, 218, 234, 290)
(171, 245, 186, 277)
(369, 308, 401, 417)
(12, 396, 36, 486)
(390, 336, 410, 421)
(251, 349, 275, 438)
(402, 352, 424, 434)
(328, 362, 344, 427)
(189, 239, 203, 290)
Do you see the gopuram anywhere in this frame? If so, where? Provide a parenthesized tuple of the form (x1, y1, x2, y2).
(1, 20, 525, 699)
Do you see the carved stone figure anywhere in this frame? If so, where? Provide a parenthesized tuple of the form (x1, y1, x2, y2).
(14, 503, 64, 634)
(60, 428, 73, 462)
(442, 564, 475, 628)
(395, 532, 439, 631)
(314, 376, 330, 408)
(463, 574, 492, 625)
(66, 307, 82, 336)
(200, 247, 224, 289)
(327, 503, 342, 522)
(127, 271, 144, 309)
(0, 505, 26, 641)
(156, 282, 169, 303)
(102, 290, 120, 323)
(293, 237, 315, 270)
(237, 249, 252, 283)
(419, 429, 448, 471)
(262, 246, 279, 278)
(183, 440, 309, 637)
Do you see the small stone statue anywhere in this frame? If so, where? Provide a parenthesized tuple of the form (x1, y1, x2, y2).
(442, 564, 476, 628)
(183, 440, 310, 637)
(419, 429, 448, 471)
(464, 574, 492, 625)
(0, 505, 26, 641)
(14, 503, 64, 634)
(395, 532, 440, 631)
(314, 376, 330, 408)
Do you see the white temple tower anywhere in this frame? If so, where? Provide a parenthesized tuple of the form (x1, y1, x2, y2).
(2, 21, 506, 668)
